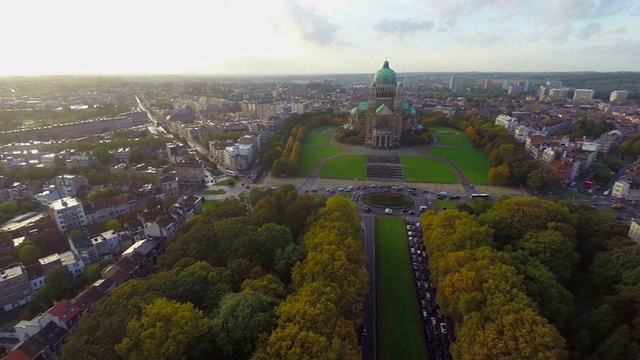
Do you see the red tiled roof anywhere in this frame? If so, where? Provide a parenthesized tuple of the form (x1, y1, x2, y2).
(46, 299, 81, 324)
(109, 269, 129, 284)
(3, 349, 31, 360)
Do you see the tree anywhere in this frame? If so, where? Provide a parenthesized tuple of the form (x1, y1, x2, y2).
(67, 229, 82, 239)
(105, 219, 122, 231)
(520, 230, 579, 283)
(0, 255, 15, 268)
(0, 201, 17, 216)
(115, 298, 210, 360)
(211, 291, 277, 358)
(165, 195, 177, 205)
(19, 244, 42, 266)
(92, 145, 112, 165)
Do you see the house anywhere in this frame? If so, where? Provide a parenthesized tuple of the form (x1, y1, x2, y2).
(629, 220, 640, 243)
(68, 233, 99, 265)
(0, 263, 32, 311)
(25, 263, 46, 292)
(90, 230, 122, 261)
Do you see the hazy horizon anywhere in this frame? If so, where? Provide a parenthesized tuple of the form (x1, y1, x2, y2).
(3, 0, 639, 76)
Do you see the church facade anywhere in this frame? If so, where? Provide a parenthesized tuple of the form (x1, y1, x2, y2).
(346, 60, 420, 148)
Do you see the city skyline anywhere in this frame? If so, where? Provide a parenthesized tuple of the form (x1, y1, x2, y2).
(3, 0, 640, 76)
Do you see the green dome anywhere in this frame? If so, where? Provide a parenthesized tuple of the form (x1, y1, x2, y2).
(373, 60, 397, 85)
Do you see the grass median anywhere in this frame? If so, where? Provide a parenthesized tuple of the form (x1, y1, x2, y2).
(376, 217, 428, 360)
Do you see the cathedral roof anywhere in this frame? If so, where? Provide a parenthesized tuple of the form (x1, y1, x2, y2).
(373, 60, 397, 85)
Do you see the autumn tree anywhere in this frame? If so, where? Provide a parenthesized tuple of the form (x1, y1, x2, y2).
(115, 298, 210, 360)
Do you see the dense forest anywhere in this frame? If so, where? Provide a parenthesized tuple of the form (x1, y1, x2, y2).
(426, 197, 640, 359)
(59, 187, 368, 360)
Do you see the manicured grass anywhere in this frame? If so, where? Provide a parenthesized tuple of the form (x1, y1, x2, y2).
(303, 125, 337, 145)
(201, 189, 227, 195)
(402, 156, 458, 183)
(435, 199, 459, 210)
(202, 200, 215, 210)
(376, 217, 428, 360)
(214, 179, 238, 186)
(428, 147, 491, 185)
(297, 145, 342, 177)
(361, 193, 415, 209)
(429, 126, 461, 134)
(598, 209, 616, 217)
(564, 190, 593, 201)
(319, 155, 367, 180)
(436, 134, 474, 147)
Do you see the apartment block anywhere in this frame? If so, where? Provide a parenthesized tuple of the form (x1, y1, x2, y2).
(48, 197, 87, 233)
(0, 263, 32, 311)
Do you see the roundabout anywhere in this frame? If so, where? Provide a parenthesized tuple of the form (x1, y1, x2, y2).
(361, 191, 416, 209)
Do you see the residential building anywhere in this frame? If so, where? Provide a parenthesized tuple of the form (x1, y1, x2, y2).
(65, 155, 97, 168)
(68, 233, 99, 265)
(629, 220, 640, 243)
(175, 158, 206, 186)
(0, 263, 32, 311)
(573, 89, 595, 101)
(549, 87, 570, 99)
(158, 176, 180, 198)
(48, 197, 87, 233)
(610, 90, 629, 102)
(449, 76, 463, 91)
(59, 250, 84, 277)
(40, 154, 59, 167)
(53, 175, 89, 198)
(546, 80, 563, 88)
(38, 253, 62, 273)
(514, 125, 530, 142)
(495, 115, 519, 135)
(83, 194, 130, 225)
(25, 263, 46, 292)
(90, 230, 122, 261)
(34, 189, 61, 205)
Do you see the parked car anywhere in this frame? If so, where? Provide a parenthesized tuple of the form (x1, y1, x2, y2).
(440, 323, 447, 334)
(384, 208, 393, 214)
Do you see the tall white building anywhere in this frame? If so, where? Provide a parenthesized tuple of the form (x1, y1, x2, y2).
(449, 76, 463, 91)
(610, 90, 629, 102)
(48, 197, 87, 233)
(495, 115, 519, 135)
(573, 89, 595, 101)
(54, 175, 89, 197)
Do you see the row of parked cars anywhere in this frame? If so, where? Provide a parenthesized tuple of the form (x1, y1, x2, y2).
(407, 220, 451, 360)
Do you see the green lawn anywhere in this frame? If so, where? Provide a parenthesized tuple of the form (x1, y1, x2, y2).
(303, 125, 337, 145)
(564, 190, 593, 201)
(376, 217, 428, 360)
(214, 179, 237, 186)
(435, 134, 474, 147)
(428, 147, 491, 185)
(319, 155, 367, 180)
(201, 189, 226, 195)
(429, 126, 461, 134)
(435, 199, 459, 210)
(297, 145, 343, 177)
(402, 156, 458, 183)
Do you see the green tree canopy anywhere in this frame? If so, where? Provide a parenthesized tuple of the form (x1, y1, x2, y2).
(115, 297, 210, 360)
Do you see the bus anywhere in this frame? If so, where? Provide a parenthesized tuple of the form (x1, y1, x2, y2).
(469, 193, 490, 199)
(225, 170, 237, 177)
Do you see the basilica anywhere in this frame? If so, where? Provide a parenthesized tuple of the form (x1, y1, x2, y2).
(345, 60, 420, 148)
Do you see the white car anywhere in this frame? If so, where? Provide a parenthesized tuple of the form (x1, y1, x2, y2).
(384, 208, 393, 214)
(440, 323, 448, 334)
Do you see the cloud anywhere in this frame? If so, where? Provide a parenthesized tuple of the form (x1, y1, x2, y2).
(372, 19, 435, 36)
(576, 22, 602, 40)
(463, 31, 504, 45)
(416, 0, 528, 25)
(282, 0, 339, 46)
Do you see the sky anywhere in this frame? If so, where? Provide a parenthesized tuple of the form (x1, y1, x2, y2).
(2, 0, 640, 75)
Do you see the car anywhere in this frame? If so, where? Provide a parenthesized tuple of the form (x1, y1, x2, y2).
(369, 184, 376, 188)
(408, 210, 416, 215)
(377, 184, 384, 188)
(412, 255, 417, 262)
(440, 323, 447, 334)
(391, 186, 398, 191)
(431, 317, 438, 328)
(364, 206, 372, 212)
(304, 190, 309, 193)
(469, 183, 474, 187)
(326, 188, 332, 192)
(420, 205, 428, 212)
(402, 209, 409, 213)
(311, 188, 318, 192)
(416, 281, 422, 289)
(412, 262, 418, 270)
(406, 225, 411, 230)
(338, 188, 344, 192)
(411, 248, 416, 254)
(384, 208, 393, 214)
(422, 309, 428, 320)
(408, 231, 413, 236)
(421, 300, 427, 308)
(426, 292, 432, 301)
